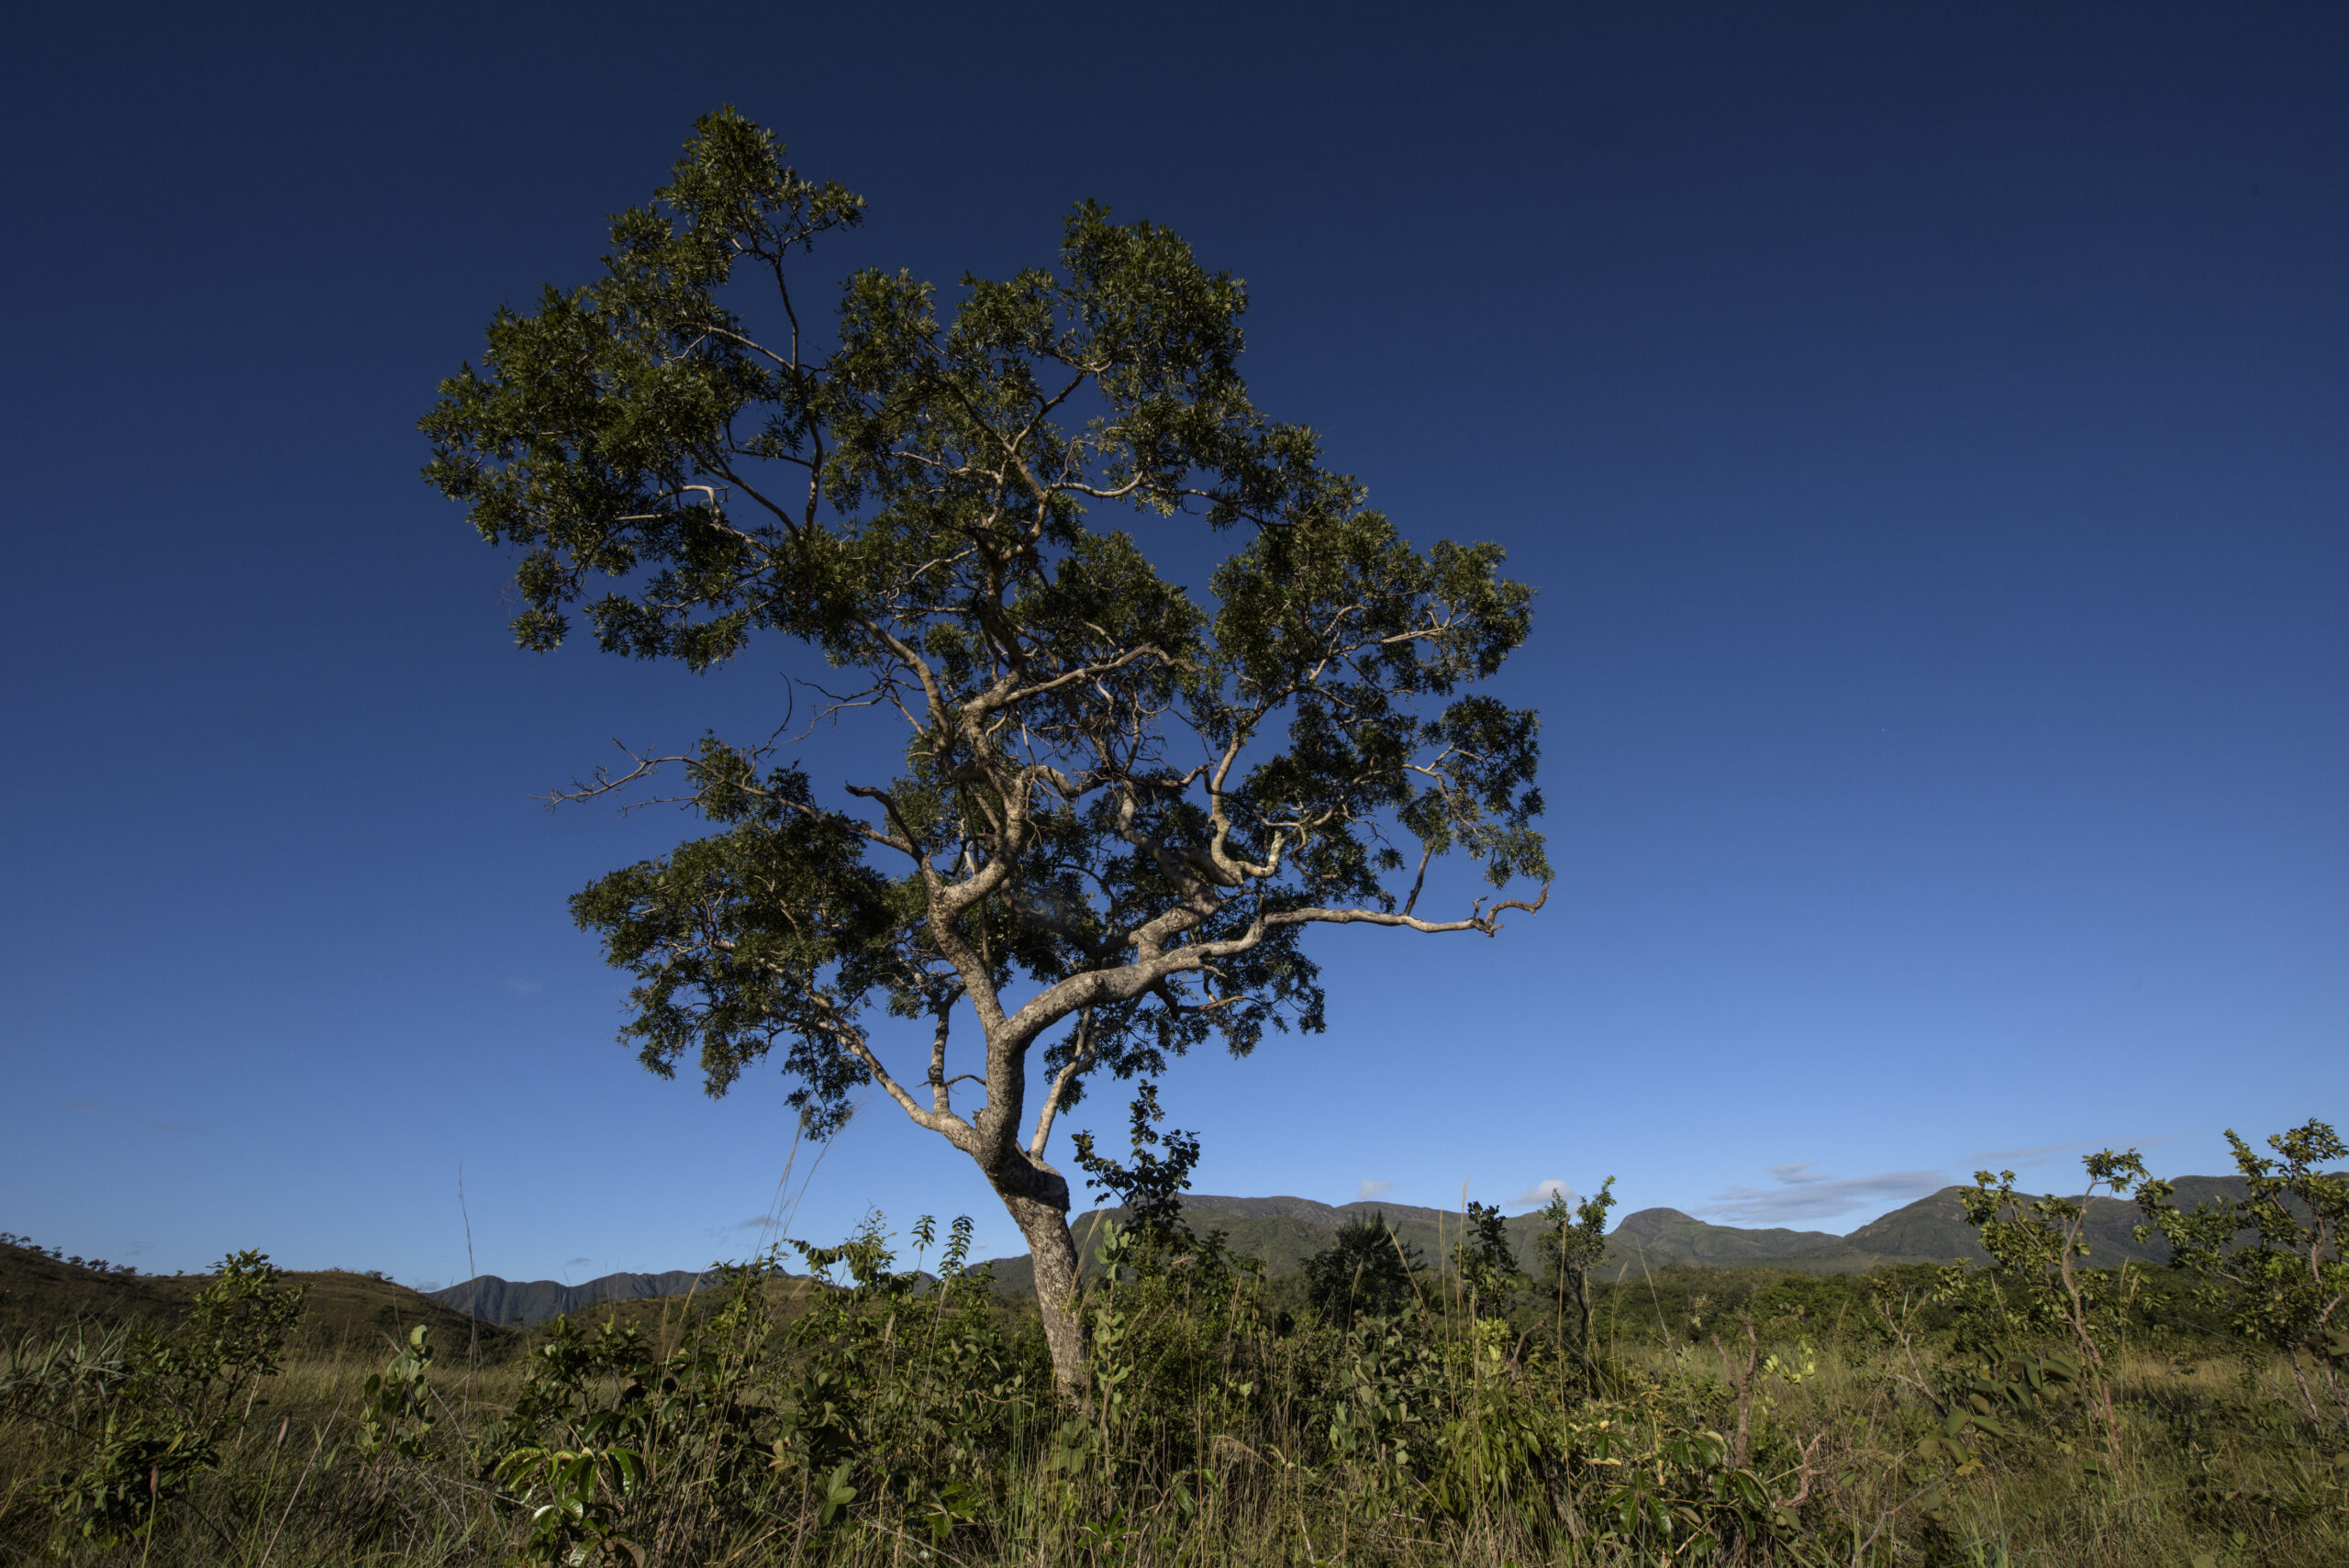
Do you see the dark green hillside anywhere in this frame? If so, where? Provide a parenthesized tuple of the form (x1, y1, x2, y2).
(489, 1273, 828, 1342)
(1838, 1187, 1987, 1261)
(983, 1192, 1908, 1293)
(274, 1268, 514, 1354)
(0, 1238, 507, 1353)
(985, 1176, 2256, 1293)
(430, 1269, 728, 1329)
(0, 1242, 188, 1336)
(1595, 1207, 1888, 1276)
(985, 1195, 1525, 1295)
(1842, 1175, 2254, 1269)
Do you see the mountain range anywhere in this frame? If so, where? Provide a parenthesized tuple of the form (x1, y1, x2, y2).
(429, 1269, 725, 1328)
(978, 1176, 2254, 1294)
(423, 1175, 2257, 1320)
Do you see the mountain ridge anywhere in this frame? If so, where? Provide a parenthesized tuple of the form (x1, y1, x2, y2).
(419, 1176, 2261, 1318)
(983, 1177, 2254, 1294)
(429, 1269, 728, 1328)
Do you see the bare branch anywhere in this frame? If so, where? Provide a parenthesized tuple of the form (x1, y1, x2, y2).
(1028, 1008, 1098, 1159)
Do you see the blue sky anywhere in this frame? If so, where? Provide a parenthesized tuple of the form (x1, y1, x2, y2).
(3, 3, 2342, 1287)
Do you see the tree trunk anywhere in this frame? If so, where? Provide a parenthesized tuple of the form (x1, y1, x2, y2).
(993, 1174, 1090, 1403)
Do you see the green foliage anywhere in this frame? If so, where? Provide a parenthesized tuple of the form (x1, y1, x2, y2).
(1536, 1176, 1617, 1386)
(1452, 1200, 1522, 1318)
(420, 108, 1548, 1121)
(1534, 1177, 1617, 1284)
(482, 1257, 816, 1564)
(1303, 1213, 1427, 1329)
(358, 1323, 437, 1461)
(1948, 1149, 2152, 1457)
(764, 1216, 1045, 1533)
(8, 1178, 2349, 1564)
(1953, 1151, 2148, 1356)
(2139, 1118, 2349, 1431)
(1071, 1081, 1200, 1262)
(35, 1251, 306, 1544)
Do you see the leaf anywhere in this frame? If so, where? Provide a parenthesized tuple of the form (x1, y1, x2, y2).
(818, 1461, 858, 1524)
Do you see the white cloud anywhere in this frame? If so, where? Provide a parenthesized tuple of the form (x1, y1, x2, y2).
(504, 977, 545, 995)
(1696, 1167, 1944, 1225)
(1508, 1178, 1575, 1208)
(1357, 1179, 1394, 1202)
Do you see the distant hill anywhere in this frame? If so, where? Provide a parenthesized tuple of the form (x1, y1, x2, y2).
(9, 1172, 2262, 1340)
(980, 1177, 2256, 1293)
(0, 1239, 508, 1353)
(429, 1269, 735, 1328)
(1600, 1207, 1889, 1275)
(983, 1195, 1529, 1295)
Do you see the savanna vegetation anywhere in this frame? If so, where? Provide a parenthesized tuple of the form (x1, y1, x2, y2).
(4, 1120, 2344, 1566)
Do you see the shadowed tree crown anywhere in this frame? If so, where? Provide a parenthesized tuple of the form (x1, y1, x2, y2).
(1305, 1214, 1425, 1326)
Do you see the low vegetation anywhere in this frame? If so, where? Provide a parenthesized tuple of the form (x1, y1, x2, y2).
(3, 1119, 2343, 1565)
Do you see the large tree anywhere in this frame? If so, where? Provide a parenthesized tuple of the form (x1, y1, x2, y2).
(421, 110, 1548, 1395)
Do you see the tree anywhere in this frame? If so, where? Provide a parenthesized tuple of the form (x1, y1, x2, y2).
(2136, 1118, 2349, 1432)
(1304, 1213, 1426, 1327)
(420, 110, 1548, 1396)
(1453, 1199, 1521, 1320)
(1535, 1176, 1615, 1388)
(1952, 1150, 2152, 1461)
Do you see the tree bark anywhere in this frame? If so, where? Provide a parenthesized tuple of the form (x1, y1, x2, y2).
(991, 1167, 1089, 1403)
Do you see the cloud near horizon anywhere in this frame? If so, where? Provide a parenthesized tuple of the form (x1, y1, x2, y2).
(1508, 1178, 1575, 1208)
(1696, 1166, 1944, 1225)
(1357, 1180, 1394, 1201)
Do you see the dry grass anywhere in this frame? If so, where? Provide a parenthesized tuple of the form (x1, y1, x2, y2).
(4, 1255, 2344, 1566)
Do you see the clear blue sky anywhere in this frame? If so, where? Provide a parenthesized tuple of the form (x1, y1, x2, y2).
(4, 3, 2342, 1288)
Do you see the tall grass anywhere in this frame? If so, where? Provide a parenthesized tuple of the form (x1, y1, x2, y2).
(3, 1233, 2343, 1566)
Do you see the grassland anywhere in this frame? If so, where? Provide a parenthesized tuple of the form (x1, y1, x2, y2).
(3, 1227, 2344, 1567)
